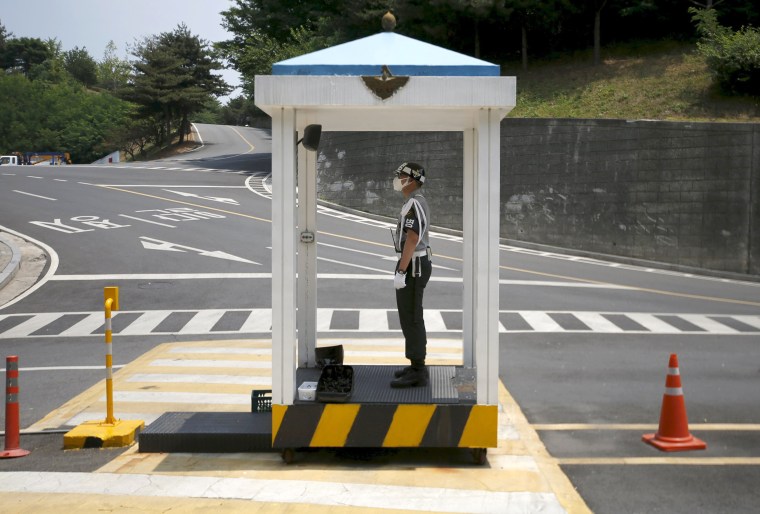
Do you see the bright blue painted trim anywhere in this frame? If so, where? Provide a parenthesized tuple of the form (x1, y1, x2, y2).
(272, 64, 499, 77)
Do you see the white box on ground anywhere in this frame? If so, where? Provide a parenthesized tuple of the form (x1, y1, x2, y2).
(298, 381, 318, 401)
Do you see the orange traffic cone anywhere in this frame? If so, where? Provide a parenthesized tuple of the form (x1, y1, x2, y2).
(643, 353, 706, 452)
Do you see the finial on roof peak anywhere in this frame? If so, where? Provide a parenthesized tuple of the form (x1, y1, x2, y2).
(382, 11, 396, 32)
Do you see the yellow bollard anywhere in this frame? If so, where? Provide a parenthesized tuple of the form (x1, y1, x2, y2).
(63, 286, 143, 449)
(103, 286, 119, 425)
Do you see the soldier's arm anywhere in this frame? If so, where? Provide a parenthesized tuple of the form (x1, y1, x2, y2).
(399, 229, 419, 272)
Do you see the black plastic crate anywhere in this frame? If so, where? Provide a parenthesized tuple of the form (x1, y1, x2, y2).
(251, 389, 272, 413)
(316, 365, 353, 403)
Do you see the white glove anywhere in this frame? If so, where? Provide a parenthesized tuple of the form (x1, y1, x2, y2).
(394, 271, 407, 290)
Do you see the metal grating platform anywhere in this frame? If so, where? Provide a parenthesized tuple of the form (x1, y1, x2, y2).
(295, 365, 471, 404)
(138, 412, 273, 453)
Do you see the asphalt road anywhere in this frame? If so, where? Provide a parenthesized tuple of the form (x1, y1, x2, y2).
(1, 123, 759, 512)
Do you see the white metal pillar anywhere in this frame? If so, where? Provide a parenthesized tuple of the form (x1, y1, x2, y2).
(472, 109, 501, 405)
(297, 126, 318, 368)
(271, 107, 297, 405)
(462, 127, 476, 368)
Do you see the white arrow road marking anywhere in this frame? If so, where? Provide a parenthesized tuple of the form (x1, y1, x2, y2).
(139, 237, 260, 264)
(140, 238, 185, 252)
(163, 189, 239, 205)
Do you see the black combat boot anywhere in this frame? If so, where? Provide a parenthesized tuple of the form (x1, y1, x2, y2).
(390, 365, 428, 388)
(393, 365, 414, 378)
(394, 364, 431, 379)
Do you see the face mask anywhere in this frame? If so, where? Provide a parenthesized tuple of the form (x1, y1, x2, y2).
(393, 176, 407, 192)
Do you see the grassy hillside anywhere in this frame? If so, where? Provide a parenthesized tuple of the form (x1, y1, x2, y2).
(503, 40, 760, 122)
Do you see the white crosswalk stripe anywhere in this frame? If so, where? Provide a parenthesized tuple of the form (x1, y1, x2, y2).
(2, 309, 759, 338)
(734, 315, 760, 329)
(424, 310, 448, 332)
(520, 312, 563, 332)
(679, 314, 739, 334)
(1, 313, 61, 337)
(239, 308, 272, 332)
(359, 309, 389, 331)
(178, 310, 227, 334)
(572, 312, 624, 333)
(316, 308, 334, 331)
(59, 313, 105, 336)
(625, 313, 682, 333)
(120, 310, 173, 335)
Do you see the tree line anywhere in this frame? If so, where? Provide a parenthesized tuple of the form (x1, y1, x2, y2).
(0, 22, 228, 163)
(217, 0, 760, 93)
(1, 1, 758, 163)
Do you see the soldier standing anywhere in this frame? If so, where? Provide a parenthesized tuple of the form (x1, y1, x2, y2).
(390, 162, 432, 388)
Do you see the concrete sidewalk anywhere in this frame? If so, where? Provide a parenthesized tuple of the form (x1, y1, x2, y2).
(1, 338, 591, 513)
(0, 232, 21, 291)
(0, 229, 48, 308)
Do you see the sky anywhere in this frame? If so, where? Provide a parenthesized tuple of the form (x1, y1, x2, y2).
(1, 0, 242, 102)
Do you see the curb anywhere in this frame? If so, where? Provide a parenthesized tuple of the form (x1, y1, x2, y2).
(0, 232, 22, 291)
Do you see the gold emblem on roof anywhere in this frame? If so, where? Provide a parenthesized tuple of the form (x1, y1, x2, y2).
(362, 65, 409, 101)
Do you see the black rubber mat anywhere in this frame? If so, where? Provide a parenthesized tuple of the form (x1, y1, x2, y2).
(296, 365, 466, 404)
(138, 412, 273, 453)
(354, 365, 431, 403)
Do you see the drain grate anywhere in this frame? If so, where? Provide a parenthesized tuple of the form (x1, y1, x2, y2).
(430, 366, 458, 403)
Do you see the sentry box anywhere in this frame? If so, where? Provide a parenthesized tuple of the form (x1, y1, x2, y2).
(255, 15, 515, 464)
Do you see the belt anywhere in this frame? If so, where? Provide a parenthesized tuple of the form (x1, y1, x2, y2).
(397, 250, 427, 258)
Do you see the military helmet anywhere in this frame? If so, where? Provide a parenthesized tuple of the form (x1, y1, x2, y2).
(393, 162, 425, 184)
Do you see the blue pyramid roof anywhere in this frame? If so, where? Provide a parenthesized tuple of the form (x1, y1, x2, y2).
(272, 32, 499, 77)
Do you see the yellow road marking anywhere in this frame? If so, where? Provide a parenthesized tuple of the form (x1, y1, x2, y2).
(534, 423, 760, 431)
(500, 382, 593, 514)
(558, 457, 760, 466)
(229, 126, 256, 153)
(535, 423, 760, 467)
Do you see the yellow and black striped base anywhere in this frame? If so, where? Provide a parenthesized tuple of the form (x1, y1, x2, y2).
(272, 403, 497, 449)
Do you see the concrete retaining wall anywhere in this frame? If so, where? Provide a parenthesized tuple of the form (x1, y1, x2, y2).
(315, 119, 759, 276)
